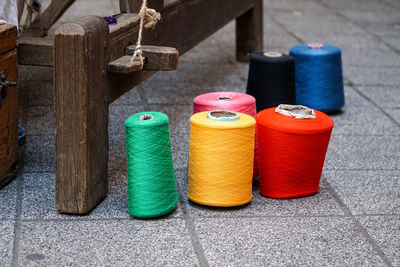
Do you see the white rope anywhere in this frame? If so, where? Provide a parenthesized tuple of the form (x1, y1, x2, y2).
(130, 0, 161, 66)
(23, 0, 41, 29)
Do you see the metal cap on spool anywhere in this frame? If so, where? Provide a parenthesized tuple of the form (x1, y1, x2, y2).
(275, 104, 316, 119)
(307, 43, 324, 49)
(207, 110, 240, 122)
(263, 51, 283, 58)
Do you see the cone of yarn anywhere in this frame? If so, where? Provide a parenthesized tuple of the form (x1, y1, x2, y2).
(290, 43, 345, 113)
(193, 92, 258, 177)
(256, 105, 334, 198)
(125, 111, 178, 218)
(246, 51, 296, 112)
(188, 110, 255, 207)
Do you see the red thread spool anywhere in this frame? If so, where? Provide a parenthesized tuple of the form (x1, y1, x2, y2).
(256, 105, 334, 198)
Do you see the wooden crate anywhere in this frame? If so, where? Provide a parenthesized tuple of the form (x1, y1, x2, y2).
(0, 24, 19, 188)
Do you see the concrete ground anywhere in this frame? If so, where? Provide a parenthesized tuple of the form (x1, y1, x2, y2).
(1, 0, 399, 266)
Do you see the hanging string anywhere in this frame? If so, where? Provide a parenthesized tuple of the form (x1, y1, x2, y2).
(130, 0, 161, 66)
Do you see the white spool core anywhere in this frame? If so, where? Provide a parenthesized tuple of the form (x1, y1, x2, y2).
(264, 52, 282, 58)
(217, 96, 232, 101)
(275, 104, 316, 119)
(139, 114, 154, 120)
(208, 110, 239, 121)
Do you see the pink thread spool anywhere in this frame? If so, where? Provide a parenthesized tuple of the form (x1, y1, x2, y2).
(193, 92, 258, 177)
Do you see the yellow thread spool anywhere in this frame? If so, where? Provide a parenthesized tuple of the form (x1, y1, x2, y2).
(188, 110, 256, 207)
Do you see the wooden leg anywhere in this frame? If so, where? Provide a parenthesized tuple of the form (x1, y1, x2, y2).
(54, 16, 110, 214)
(236, 0, 263, 62)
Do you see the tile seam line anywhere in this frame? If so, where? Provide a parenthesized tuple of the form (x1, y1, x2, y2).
(268, 15, 400, 130)
(322, 179, 393, 267)
(176, 184, 209, 267)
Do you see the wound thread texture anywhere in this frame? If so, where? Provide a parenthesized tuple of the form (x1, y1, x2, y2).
(256, 107, 334, 199)
(290, 44, 345, 113)
(193, 92, 258, 177)
(188, 111, 255, 207)
(125, 111, 178, 218)
(246, 52, 296, 112)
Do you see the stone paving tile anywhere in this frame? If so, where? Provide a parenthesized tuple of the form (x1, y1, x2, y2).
(330, 103, 399, 135)
(358, 215, 400, 267)
(325, 135, 400, 170)
(25, 106, 54, 136)
(358, 86, 400, 109)
(343, 86, 371, 106)
(324, 170, 400, 215)
(20, 172, 182, 220)
(175, 170, 344, 218)
(0, 178, 18, 219)
(23, 135, 54, 173)
(385, 108, 400, 125)
(344, 66, 400, 86)
(193, 217, 385, 266)
(384, 36, 400, 51)
(17, 219, 198, 266)
(0, 220, 15, 267)
(342, 47, 400, 67)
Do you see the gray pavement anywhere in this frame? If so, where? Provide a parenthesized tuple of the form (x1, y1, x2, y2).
(1, 0, 399, 266)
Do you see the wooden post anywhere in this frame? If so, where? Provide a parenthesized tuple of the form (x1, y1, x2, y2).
(236, 0, 263, 62)
(54, 16, 110, 214)
(0, 25, 18, 188)
(119, 0, 164, 13)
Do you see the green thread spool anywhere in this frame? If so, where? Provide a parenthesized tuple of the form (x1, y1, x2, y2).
(125, 111, 178, 218)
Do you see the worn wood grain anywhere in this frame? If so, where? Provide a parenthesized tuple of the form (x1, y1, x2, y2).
(109, 45, 178, 73)
(18, 37, 53, 66)
(0, 25, 17, 54)
(54, 16, 110, 214)
(236, 0, 263, 62)
(0, 25, 18, 188)
(21, 0, 76, 37)
(119, 0, 164, 13)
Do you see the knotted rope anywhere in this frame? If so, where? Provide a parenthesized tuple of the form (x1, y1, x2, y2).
(130, 0, 161, 66)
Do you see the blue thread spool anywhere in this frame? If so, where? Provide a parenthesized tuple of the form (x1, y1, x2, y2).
(290, 43, 345, 113)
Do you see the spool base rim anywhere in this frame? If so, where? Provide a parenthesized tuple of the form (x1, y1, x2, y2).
(188, 195, 252, 207)
(259, 190, 319, 199)
(128, 195, 178, 219)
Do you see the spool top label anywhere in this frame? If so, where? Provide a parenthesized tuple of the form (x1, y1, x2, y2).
(308, 43, 324, 49)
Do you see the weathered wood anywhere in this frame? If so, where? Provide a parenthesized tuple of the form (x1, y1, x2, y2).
(119, 0, 164, 13)
(22, 0, 76, 37)
(17, 37, 53, 66)
(236, 0, 263, 62)
(0, 25, 18, 188)
(109, 45, 178, 73)
(109, 0, 257, 102)
(0, 25, 17, 54)
(54, 16, 110, 214)
(108, 56, 143, 73)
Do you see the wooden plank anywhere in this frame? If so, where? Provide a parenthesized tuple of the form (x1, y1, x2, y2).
(17, 37, 53, 66)
(119, 0, 164, 13)
(0, 25, 17, 54)
(108, 45, 178, 73)
(108, 55, 143, 73)
(21, 0, 76, 37)
(109, 0, 257, 102)
(236, 0, 263, 61)
(0, 46, 18, 188)
(54, 16, 110, 214)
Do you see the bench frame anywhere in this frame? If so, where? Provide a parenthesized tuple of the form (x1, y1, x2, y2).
(18, 0, 263, 214)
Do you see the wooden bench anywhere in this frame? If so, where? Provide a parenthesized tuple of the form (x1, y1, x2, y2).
(18, 0, 263, 214)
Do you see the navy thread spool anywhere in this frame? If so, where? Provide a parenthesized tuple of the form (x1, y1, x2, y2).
(246, 51, 296, 112)
(289, 43, 345, 113)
